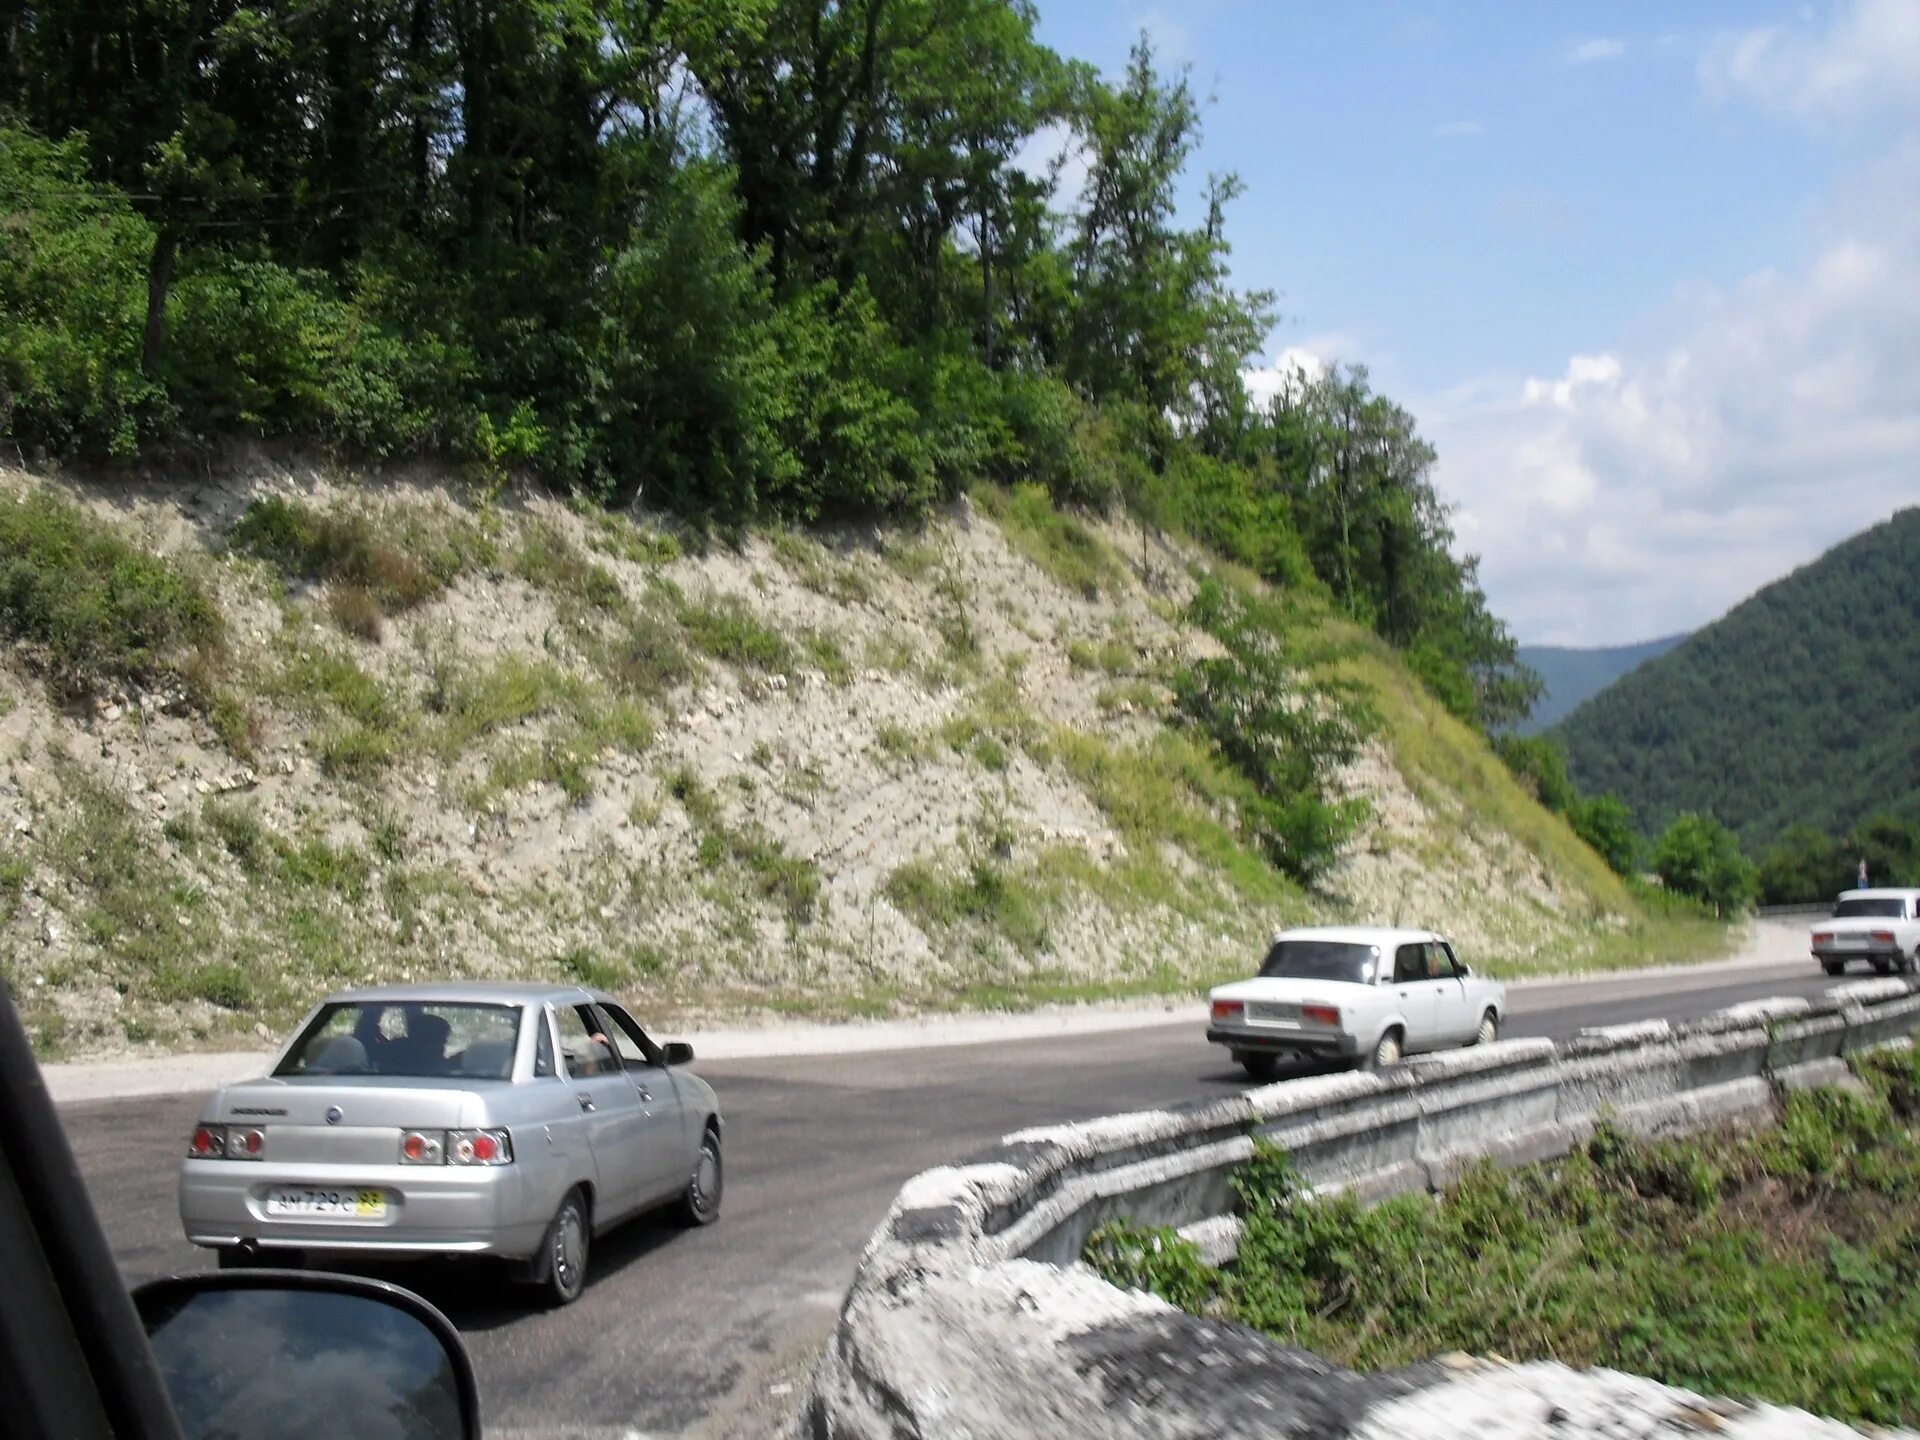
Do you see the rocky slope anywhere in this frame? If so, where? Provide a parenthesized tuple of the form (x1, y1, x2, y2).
(0, 456, 1687, 1058)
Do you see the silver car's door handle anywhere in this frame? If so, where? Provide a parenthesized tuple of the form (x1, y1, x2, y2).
(577, 1093, 596, 1113)
(636, 1088, 652, 1103)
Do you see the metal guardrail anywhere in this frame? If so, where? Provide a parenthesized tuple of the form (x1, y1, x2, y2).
(1756, 902, 1834, 919)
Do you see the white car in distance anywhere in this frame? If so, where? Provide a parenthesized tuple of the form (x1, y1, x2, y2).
(1207, 925, 1507, 1079)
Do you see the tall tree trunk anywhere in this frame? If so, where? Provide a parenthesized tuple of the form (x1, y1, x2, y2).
(979, 206, 995, 369)
(407, 0, 434, 206)
(142, 224, 179, 375)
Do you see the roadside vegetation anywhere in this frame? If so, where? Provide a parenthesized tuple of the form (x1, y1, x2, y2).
(1089, 1049, 1920, 1430)
(0, 488, 225, 702)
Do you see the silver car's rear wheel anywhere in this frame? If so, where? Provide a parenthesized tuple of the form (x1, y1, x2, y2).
(678, 1126, 723, 1227)
(537, 1191, 590, 1307)
(1475, 1010, 1499, 1046)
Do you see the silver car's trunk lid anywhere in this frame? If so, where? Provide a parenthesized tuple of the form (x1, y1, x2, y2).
(214, 1078, 489, 1165)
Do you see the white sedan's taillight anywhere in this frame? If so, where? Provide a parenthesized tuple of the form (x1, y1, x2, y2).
(1211, 999, 1245, 1022)
(399, 1130, 446, 1165)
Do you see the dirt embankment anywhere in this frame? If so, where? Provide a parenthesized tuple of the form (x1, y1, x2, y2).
(0, 456, 1696, 1058)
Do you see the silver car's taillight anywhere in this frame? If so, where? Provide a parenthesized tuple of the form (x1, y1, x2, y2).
(399, 1130, 446, 1165)
(188, 1124, 264, 1160)
(448, 1129, 513, 1166)
(397, 1128, 512, 1165)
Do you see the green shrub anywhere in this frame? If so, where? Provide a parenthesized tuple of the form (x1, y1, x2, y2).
(231, 497, 439, 615)
(0, 128, 170, 456)
(1175, 580, 1369, 884)
(679, 594, 794, 671)
(0, 488, 225, 700)
(1093, 1056, 1920, 1430)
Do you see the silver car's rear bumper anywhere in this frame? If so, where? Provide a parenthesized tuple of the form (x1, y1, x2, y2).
(179, 1158, 547, 1260)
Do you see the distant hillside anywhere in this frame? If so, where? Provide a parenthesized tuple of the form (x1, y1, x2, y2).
(1515, 635, 1687, 734)
(1553, 508, 1920, 848)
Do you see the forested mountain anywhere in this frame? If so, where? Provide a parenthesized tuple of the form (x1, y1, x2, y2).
(1552, 509, 1920, 849)
(1515, 635, 1687, 734)
(0, 1, 1533, 729)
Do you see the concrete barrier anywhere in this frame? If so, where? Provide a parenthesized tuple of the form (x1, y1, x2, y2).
(804, 977, 1920, 1439)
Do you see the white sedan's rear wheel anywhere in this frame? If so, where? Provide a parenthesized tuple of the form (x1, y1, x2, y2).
(1363, 1029, 1403, 1071)
(1475, 1010, 1499, 1046)
(1236, 1051, 1280, 1082)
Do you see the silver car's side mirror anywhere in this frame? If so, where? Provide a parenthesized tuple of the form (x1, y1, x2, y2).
(663, 1041, 694, 1066)
(1458, 963, 1472, 977)
(133, 1271, 480, 1440)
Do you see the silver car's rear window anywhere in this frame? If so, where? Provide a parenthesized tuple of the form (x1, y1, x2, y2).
(276, 1002, 524, 1080)
(1835, 898, 1906, 918)
(1259, 941, 1379, 985)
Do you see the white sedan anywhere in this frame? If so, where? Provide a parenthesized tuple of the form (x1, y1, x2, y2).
(1206, 925, 1507, 1079)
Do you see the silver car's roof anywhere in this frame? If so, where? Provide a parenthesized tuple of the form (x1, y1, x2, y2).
(316, 980, 610, 1007)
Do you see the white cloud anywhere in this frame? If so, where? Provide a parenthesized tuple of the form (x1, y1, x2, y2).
(1566, 37, 1627, 64)
(1014, 122, 1092, 211)
(1434, 119, 1485, 139)
(1242, 334, 1359, 410)
(1418, 139, 1920, 645)
(1699, 0, 1920, 122)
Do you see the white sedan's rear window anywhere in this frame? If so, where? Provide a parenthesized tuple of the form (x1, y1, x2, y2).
(1259, 941, 1379, 985)
(277, 1002, 522, 1080)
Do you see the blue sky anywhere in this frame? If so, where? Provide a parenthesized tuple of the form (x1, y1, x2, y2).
(1028, 1, 1920, 645)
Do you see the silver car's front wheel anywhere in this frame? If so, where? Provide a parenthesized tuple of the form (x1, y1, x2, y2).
(538, 1191, 590, 1307)
(1475, 1010, 1499, 1046)
(678, 1126, 723, 1227)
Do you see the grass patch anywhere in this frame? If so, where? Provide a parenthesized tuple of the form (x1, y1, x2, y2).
(42, 761, 246, 1009)
(866, 628, 918, 675)
(231, 496, 441, 614)
(0, 849, 27, 921)
(873, 722, 927, 762)
(1328, 613, 1633, 913)
(0, 487, 225, 701)
(1092, 1053, 1920, 1430)
(801, 629, 853, 686)
(586, 513, 681, 567)
(666, 767, 820, 925)
(770, 529, 873, 605)
(679, 593, 794, 672)
(1096, 679, 1164, 716)
(881, 534, 939, 582)
(598, 610, 698, 699)
(1066, 634, 1135, 675)
(885, 855, 1051, 954)
(973, 482, 1120, 599)
(513, 519, 627, 615)
(1046, 726, 1297, 912)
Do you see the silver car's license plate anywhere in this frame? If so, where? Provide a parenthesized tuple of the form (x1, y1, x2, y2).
(264, 1186, 388, 1219)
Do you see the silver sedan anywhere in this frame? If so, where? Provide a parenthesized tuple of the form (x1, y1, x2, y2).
(177, 981, 723, 1306)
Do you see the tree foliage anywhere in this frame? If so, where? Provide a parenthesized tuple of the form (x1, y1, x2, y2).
(1554, 509, 1920, 851)
(3, 1, 1530, 729)
(1653, 813, 1758, 916)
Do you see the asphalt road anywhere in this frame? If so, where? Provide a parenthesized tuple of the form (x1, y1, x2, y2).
(63, 955, 1844, 1438)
